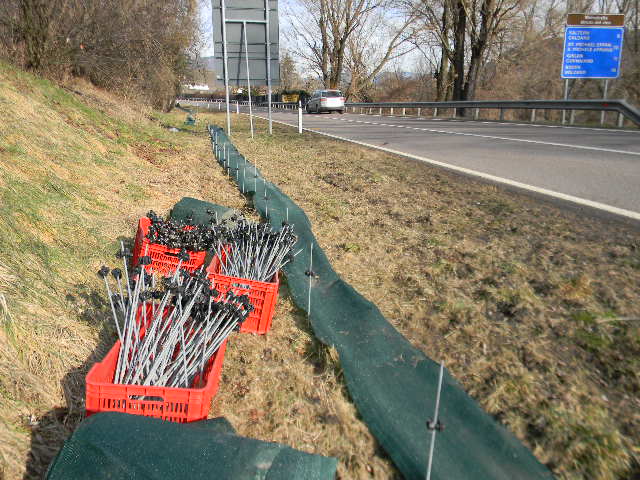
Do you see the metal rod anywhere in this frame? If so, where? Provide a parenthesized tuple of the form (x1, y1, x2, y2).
(221, 0, 231, 135)
(562, 78, 569, 125)
(600, 79, 609, 126)
(242, 21, 254, 139)
(307, 243, 313, 316)
(265, 0, 273, 135)
(426, 362, 444, 480)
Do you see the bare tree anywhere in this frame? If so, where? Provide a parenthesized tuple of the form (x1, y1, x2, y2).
(285, 0, 416, 96)
(401, 0, 524, 101)
(279, 50, 303, 91)
(0, 0, 200, 110)
(342, 7, 419, 99)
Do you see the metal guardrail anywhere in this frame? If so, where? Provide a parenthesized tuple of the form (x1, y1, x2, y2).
(344, 99, 640, 128)
(176, 97, 640, 128)
(177, 99, 300, 111)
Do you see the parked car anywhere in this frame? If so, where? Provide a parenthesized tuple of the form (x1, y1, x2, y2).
(305, 90, 345, 114)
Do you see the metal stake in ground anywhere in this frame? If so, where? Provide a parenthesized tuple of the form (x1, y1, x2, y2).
(426, 362, 445, 480)
(307, 243, 313, 316)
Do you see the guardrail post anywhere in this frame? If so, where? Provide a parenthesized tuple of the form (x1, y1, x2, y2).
(417, 108, 421, 117)
(379, 107, 382, 116)
(402, 107, 406, 116)
(530, 109, 536, 123)
(433, 107, 438, 117)
(236, 102, 239, 114)
(452, 108, 456, 119)
(499, 109, 504, 121)
(617, 112, 624, 128)
(474, 108, 479, 120)
(368, 108, 372, 115)
(570, 110, 575, 125)
(390, 107, 394, 115)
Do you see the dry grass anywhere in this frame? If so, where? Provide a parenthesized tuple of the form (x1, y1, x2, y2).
(0, 62, 247, 478)
(192, 112, 640, 480)
(2, 58, 638, 480)
(0, 62, 396, 479)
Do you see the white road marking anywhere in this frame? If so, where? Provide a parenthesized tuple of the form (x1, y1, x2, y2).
(247, 112, 640, 222)
(329, 117, 640, 156)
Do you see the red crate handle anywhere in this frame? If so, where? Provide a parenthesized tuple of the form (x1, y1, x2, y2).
(129, 395, 164, 402)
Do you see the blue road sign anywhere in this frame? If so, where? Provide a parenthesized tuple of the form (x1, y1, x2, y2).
(561, 26, 624, 78)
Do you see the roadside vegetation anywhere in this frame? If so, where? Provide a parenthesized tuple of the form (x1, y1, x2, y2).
(0, 60, 398, 480)
(194, 111, 640, 480)
(1, 59, 638, 480)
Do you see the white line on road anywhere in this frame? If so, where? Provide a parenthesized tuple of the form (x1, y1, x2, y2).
(331, 117, 640, 156)
(248, 112, 640, 221)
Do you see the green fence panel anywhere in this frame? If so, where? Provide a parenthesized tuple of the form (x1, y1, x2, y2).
(206, 125, 553, 480)
(46, 412, 337, 480)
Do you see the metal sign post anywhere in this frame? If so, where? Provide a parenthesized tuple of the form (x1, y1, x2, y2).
(562, 79, 569, 125)
(220, 0, 231, 135)
(600, 79, 609, 125)
(242, 21, 254, 138)
(265, 0, 273, 134)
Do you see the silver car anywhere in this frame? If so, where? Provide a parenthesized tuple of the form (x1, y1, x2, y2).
(306, 89, 345, 114)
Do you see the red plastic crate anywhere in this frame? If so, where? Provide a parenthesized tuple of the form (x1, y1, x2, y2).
(85, 339, 227, 423)
(131, 217, 207, 275)
(206, 256, 279, 335)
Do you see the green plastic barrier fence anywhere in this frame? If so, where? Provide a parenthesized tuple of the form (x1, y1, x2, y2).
(206, 125, 554, 480)
(46, 412, 337, 480)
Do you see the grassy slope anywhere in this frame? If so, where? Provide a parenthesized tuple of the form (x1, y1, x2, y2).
(0, 63, 248, 478)
(0, 63, 397, 480)
(199, 112, 640, 480)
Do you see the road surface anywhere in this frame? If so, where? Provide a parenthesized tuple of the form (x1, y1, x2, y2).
(189, 100, 640, 221)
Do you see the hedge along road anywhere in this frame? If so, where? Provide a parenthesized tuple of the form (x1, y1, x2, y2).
(242, 105, 640, 222)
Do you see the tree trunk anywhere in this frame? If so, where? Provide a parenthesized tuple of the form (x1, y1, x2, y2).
(464, 0, 492, 100)
(436, 54, 450, 101)
(452, 0, 466, 101)
(319, 0, 331, 87)
(20, 0, 49, 70)
(436, 1, 451, 101)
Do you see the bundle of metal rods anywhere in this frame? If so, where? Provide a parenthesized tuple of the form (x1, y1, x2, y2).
(214, 219, 299, 283)
(145, 210, 227, 252)
(98, 243, 252, 388)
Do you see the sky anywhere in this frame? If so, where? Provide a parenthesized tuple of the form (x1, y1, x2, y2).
(198, 0, 422, 76)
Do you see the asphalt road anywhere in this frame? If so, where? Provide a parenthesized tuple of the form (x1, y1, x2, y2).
(189, 100, 640, 220)
(240, 106, 640, 220)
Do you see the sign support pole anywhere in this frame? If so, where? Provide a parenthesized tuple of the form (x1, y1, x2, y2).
(265, 0, 273, 135)
(562, 79, 569, 125)
(243, 21, 254, 139)
(600, 79, 609, 125)
(221, 0, 231, 135)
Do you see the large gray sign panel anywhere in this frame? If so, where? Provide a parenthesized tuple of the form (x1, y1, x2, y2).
(211, 0, 280, 87)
